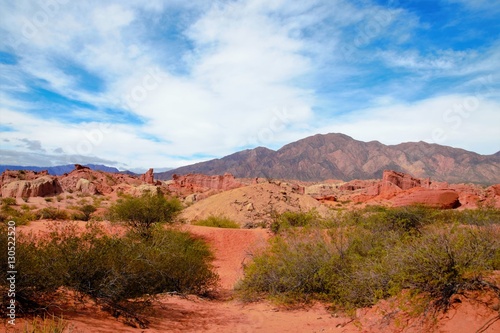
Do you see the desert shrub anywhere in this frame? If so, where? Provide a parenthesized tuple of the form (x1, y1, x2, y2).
(109, 191, 182, 237)
(433, 208, 500, 226)
(270, 210, 319, 234)
(0, 204, 36, 225)
(23, 315, 70, 333)
(0, 222, 218, 326)
(37, 207, 68, 220)
(76, 204, 96, 221)
(239, 208, 500, 311)
(238, 229, 333, 303)
(2, 197, 17, 206)
(382, 206, 432, 233)
(393, 225, 500, 310)
(193, 215, 240, 229)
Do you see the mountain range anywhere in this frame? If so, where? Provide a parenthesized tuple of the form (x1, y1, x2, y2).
(156, 133, 500, 184)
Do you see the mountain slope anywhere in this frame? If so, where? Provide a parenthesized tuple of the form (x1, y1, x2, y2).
(157, 133, 500, 184)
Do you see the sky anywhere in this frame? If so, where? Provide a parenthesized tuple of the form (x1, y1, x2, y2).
(0, 0, 499, 172)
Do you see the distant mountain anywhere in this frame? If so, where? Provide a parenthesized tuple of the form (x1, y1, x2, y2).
(157, 133, 500, 184)
(0, 164, 121, 176)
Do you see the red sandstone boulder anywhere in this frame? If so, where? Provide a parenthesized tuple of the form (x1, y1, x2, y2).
(392, 189, 460, 209)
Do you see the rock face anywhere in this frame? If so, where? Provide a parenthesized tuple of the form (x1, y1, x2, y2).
(300, 170, 497, 209)
(392, 189, 461, 209)
(382, 170, 428, 190)
(59, 165, 143, 195)
(167, 173, 243, 198)
(157, 133, 500, 184)
(1, 176, 63, 198)
(140, 168, 155, 184)
(1, 170, 49, 188)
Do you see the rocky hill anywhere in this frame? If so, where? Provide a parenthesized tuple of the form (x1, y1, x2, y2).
(157, 133, 500, 184)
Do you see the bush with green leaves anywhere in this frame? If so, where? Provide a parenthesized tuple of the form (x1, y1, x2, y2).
(270, 210, 320, 234)
(394, 225, 500, 309)
(0, 222, 218, 326)
(0, 204, 37, 225)
(238, 208, 500, 311)
(193, 215, 240, 229)
(2, 197, 17, 206)
(71, 204, 97, 221)
(37, 207, 68, 220)
(109, 191, 182, 237)
(238, 229, 333, 302)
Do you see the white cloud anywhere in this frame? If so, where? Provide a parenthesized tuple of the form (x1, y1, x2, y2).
(316, 94, 500, 155)
(0, 0, 498, 170)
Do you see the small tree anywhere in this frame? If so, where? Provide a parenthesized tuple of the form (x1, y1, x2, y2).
(109, 191, 182, 237)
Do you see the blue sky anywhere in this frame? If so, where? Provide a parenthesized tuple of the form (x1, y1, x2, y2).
(0, 0, 499, 171)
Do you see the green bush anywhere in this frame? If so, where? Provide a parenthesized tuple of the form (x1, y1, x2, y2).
(270, 210, 319, 234)
(239, 208, 500, 311)
(109, 191, 183, 237)
(0, 222, 218, 326)
(394, 225, 499, 309)
(2, 197, 17, 206)
(238, 229, 332, 303)
(37, 207, 68, 220)
(77, 204, 96, 221)
(193, 215, 240, 229)
(0, 204, 36, 225)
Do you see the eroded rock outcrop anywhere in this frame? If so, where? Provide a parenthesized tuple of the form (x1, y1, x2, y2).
(59, 164, 143, 195)
(1, 176, 62, 198)
(140, 168, 155, 185)
(382, 170, 428, 190)
(167, 173, 243, 198)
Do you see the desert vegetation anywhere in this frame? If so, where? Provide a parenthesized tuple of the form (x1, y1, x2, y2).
(192, 215, 240, 229)
(0, 190, 218, 329)
(0, 222, 218, 328)
(108, 190, 183, 237)
(238, 207, 500, 315)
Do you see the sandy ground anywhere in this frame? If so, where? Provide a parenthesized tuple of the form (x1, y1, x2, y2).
(3, 220, 500, 333)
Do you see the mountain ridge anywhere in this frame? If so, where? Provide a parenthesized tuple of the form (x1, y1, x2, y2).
(157, 133, 500, 184)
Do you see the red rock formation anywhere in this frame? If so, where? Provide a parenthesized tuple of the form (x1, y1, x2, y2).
(167, 173, 243, 197)
(392, 189, 460, 209)
(339, 180, 378, 191)
(1, 176, 62, 197)
(74, 164, 90, 171)
(382, 170, 426, 190)
(0, 170, 49, 188)
(140, 168, 155, 184)
(59, 165, 143, 195)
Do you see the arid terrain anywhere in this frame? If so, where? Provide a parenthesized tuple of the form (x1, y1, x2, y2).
(1, 165, 500, 332)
